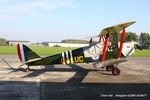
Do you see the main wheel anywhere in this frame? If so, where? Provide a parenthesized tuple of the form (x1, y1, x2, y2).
(112, 67, 120, 75)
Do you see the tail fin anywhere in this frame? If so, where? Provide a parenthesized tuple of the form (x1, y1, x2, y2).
(17, 44, 41, 63)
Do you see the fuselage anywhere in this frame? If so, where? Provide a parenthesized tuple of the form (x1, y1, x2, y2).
(28, 42, 134, 66)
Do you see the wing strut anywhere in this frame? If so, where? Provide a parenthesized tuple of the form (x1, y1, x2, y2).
(89, 38, 92, 45)
(101, 33, 109, 61)
(118, 28, 126, 58)
(99, 36, 102, 43)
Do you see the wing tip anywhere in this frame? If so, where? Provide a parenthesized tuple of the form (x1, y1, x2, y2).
(98, 20, 136, 37)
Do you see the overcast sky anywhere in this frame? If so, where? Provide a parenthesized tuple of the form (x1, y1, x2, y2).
(0, 0, 150, 43)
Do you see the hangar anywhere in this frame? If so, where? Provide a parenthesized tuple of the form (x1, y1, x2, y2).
(42, 42, 89, 47)
(7, 40, 30, 46)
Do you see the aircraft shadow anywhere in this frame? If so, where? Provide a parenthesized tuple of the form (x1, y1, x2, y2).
(9, 63, 112, 77)
(21, 64, 98, 79)
(2, 64, 150, 100)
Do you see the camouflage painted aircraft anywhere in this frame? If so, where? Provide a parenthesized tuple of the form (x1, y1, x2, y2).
(6, 21, 142, 75)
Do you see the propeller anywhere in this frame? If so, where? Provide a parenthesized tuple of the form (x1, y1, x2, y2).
(135, 44, 143, 50)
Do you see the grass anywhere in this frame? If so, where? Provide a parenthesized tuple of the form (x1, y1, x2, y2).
(0, 46, 150, 56)
(0, 46, 77, 55)
(0, 46, 17, 54)
(131, 49, 150, 56)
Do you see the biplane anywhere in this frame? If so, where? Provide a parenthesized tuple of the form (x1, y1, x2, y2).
(3, 21, 142, 75)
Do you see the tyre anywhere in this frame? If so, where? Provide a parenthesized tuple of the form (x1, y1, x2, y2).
(112, 67, 120, 75)
(24, 68, 30, 72)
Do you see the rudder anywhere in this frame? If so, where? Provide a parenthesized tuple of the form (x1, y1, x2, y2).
(17, 44, 41, 63)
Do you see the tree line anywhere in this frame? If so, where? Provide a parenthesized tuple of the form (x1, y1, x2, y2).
(109, 32, 149, 46)
(139, 32, 150, 45)
(0, 38, 7, 45)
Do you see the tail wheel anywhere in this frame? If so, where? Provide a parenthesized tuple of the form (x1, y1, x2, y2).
(24, 68, 30, 72)
(106, 65, 114, 71)
(24, 66, 30, 72)
(112, 67, 120, 75)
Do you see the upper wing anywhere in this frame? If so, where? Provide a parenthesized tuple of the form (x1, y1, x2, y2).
(98, 20, 136, 37)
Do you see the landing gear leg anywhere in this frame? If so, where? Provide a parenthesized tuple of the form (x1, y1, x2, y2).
(24, 65, 30, 72)
(106, 65, 114, 71)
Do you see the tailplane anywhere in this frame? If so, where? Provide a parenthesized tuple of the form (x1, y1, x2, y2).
(17, 44, 41, 63)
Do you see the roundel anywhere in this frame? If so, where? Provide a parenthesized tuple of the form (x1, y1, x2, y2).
(91, 56, 100, 61)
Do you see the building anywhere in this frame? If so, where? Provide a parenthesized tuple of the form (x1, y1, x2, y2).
(31, 43, 43, 46)
(42, 42, 89, 47)
(7, 40, 30, 46)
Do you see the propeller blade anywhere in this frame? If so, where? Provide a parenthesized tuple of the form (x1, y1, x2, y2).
(136, 44, 143, 50)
